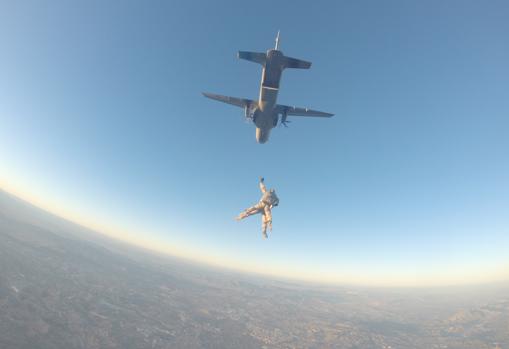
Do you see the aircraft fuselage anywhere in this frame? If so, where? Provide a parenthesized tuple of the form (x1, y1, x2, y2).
(254, 49, 284, 144)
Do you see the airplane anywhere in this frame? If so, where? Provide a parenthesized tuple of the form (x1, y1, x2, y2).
(203, 31, 334, 144)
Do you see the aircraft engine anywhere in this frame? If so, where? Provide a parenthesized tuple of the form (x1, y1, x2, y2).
(245, 105, 256, 122)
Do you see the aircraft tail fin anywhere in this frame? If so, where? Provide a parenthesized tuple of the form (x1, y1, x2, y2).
(238, 51, 266, 66)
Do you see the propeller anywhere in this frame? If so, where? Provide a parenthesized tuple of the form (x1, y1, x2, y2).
(280, 109, 291, 127)
(281, 119, 291, 127)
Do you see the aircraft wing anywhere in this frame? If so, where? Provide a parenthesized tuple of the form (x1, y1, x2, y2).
(203, 92, 256, 109)
(276, 104, 334, 118)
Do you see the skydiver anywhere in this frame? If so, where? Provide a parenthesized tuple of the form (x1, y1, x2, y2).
(236, 177, 279, 239)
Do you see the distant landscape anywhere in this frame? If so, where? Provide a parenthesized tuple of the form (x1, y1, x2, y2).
(1, 189, 507, 349)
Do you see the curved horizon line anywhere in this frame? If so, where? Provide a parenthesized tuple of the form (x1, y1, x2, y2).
(1, 179, 508, 288)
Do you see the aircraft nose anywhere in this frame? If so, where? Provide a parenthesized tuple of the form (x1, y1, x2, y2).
(256, 128, 270, 144)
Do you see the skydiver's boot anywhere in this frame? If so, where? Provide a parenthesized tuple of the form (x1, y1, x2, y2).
(261, 221, 268, 239)
(264, 222, 271, 238)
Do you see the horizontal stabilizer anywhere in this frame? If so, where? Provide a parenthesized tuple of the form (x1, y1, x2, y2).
(203, 92, 257, 109)
(276, 104, 333, 117)
(282, 56, 311, 69)
(238, 51, 266, 66)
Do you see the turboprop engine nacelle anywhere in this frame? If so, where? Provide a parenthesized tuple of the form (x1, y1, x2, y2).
(244, 105, 257, 121)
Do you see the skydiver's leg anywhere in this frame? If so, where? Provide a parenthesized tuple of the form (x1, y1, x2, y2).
(236, 208, 254, 220)
(236, 203, 263, 220)
(261, 218, 268, 239)
(261, 206, 272, 238)
(263, 206, 272, 232)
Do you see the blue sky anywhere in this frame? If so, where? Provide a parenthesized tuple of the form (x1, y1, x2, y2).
(0, 0, 508, 286)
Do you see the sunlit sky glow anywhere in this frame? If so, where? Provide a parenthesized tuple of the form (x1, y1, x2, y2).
(1, 0, 508, 286)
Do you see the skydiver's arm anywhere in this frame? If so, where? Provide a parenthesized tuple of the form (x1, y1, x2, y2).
(259, 177, 267, 193)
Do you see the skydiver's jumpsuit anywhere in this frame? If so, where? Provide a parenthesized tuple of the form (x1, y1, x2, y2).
(237, 180, 279, 238)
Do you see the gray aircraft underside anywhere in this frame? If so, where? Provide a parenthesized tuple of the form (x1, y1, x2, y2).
(203, 32, 333, 144)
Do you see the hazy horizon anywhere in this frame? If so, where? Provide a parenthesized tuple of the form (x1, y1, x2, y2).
(1, 186, 507, 288)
